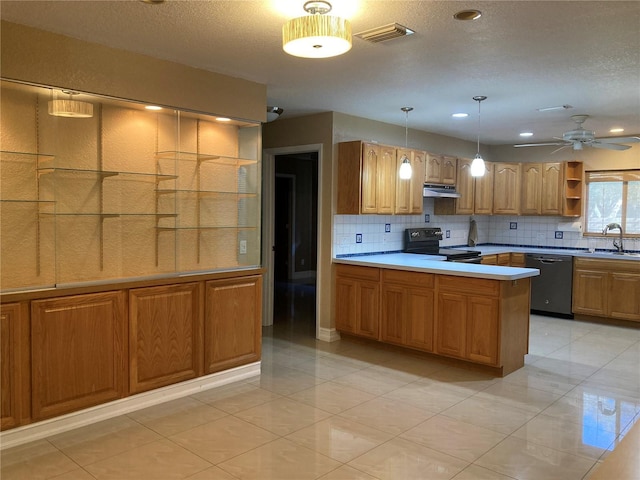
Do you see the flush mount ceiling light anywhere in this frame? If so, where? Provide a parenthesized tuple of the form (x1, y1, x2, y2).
(470, 96, 487, 177)
(452, 113, 469, 118)
(48, 90, 93, 118)
(283, 1, 352, 58)
(398, 107, 414, 180)
(537, 104, 572, 112)
(519, 132, 534, 137)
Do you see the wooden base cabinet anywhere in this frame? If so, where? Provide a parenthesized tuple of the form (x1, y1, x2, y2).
(31, 291, 127, 421)
(380, 270, 434, 352)
(573, 258, 640, 321)
(335, 265, 380, 339)
(129, 283, 203, 394)
(205, 275, 262, 374)
(1, 302, 30, 430)
(335, 265, 531, 376)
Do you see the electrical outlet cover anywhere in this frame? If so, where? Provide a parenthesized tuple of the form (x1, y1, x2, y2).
(555, 231, 563, 239)
(385, 223, 391, 233)
(424, 214, 430, 223)
(239, 240, 247, 254)
(356, 233, 363, 243)
(510, 222, 518, 230)
(445, 230, 450, 238)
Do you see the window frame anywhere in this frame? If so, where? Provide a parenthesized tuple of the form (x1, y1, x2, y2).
(583, 169, 640, 238)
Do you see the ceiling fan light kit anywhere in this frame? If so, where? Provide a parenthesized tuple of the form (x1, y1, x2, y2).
(514, 114, 640, 152)
(283, 1, 352, 58)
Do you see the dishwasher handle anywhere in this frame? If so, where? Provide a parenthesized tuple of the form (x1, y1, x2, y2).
(527, 254, 573, 265)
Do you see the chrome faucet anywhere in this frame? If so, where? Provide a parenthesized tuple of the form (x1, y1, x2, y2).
(602, 223, 624, 252)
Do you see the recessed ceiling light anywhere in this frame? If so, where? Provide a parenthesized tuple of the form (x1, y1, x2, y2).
(519, 132, 534, 137)
(216, 117, 231, 122)
(610, 128, 624, 133)
(453, 10, 482, 21)
(452, 113, 469, 118)
(145, 105, 162, 111)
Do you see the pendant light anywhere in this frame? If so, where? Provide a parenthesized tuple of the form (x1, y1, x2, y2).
(48, 90, 93, 118)
(470, 95, 487, 177)
(398, 107, 413, 180)
(283, 1, 352, 59)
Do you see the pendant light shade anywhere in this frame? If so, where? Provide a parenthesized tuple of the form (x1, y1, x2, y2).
(283, 1, 352, 58)
(48, 91, 93, 118)
(471, 96, 487, 177)
(398, 106, 413, 180)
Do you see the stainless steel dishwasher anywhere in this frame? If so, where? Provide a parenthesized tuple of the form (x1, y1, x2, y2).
(525, 253, 574, 317)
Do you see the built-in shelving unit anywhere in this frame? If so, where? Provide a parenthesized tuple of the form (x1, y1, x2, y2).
(563, 160, 584, 217)
(0, 80, 261, 292)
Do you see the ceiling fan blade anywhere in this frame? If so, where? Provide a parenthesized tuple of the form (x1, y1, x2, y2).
(596, 136, 640, 144)
(591, 142, 631, 151)
(514, 142, 567, 148)
(551, 145, 571, 154)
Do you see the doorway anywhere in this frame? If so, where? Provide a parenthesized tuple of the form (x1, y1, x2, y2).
(271, 152, 318, 336)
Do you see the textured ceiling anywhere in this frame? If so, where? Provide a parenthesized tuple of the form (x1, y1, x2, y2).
(1, 1, 639, 146)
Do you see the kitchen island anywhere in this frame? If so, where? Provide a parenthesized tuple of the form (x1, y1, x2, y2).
(333, 254, 539, 376)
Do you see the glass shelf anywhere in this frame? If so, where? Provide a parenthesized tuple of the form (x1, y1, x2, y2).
(155, 151, 257, 166)
(156, 189, 257, 197)
(0, 199, 55, 204)
(0, 150, 55, 160)
(37, 167, 177, 181)
(39, 213, 177, 218)
(157, 226, 257, 231)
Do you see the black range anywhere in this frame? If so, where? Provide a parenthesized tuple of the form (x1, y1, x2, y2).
(404, 227, 481, 263)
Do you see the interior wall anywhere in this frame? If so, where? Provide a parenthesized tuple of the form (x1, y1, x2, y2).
(263, 112, 333, 332)
(0, 21, 266, 122)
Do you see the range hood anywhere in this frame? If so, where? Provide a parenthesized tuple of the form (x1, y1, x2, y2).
(423, 184, 461, 198)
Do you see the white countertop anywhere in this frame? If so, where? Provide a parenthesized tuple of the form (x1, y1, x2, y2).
(464, 246, 640, 261)
(333, 253, 539, 281)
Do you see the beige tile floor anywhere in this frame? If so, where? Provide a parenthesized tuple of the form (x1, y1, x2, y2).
(2, 314, 640, 480)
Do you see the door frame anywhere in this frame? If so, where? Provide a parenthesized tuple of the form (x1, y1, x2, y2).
(262, 144, 322, 330)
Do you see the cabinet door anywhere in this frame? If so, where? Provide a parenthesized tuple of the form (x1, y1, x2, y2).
(361, 143, 379, 214)
(336, 276, 358, 334)
(31, 291, 127, 421)
(493, 163, 521, 214)
(381, 285, 406, 345)
(541, 162, 563, 215)
(425, 154, 442, 184)
(357, 281, 380, 339)
(1, 303, 30, 430)
(410, 150, 426, 214)
(394, 148, 411, 214)
(405, 288, 435, 352)
(521, 163, 542, 215)
(474, 163, 494, 214)
(466, 296, 499, 365)
(497, 253, 511, 266)
(608, 273, 640, 321)
(436, 292, 466, 358)
(377, 145, 396, 214)
(441, 156, 457, 185)
(456, 158, 475, 214)
(129, 283, 203, 394)
(205, 275, 262, 374)
(572, 269, 608, 316)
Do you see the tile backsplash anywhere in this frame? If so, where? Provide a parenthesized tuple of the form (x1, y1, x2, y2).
(333, 200, 639, 256)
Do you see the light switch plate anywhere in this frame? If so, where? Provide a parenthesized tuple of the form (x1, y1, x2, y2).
(239, 240, 247, 254)
(385, 223, 391, 233)
(356, 233, 363, 243)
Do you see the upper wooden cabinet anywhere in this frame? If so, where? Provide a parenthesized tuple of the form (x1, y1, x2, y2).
(425, 154, 456, 185)
(338, 140, 423, 215)
(31, 291, 127, 421)
(521, 162, 563, 215)
(454, 158, 475, 214)
(474, 162, 494, 214)
(493, 163, 521, 215)
(395, 148, 425, 215)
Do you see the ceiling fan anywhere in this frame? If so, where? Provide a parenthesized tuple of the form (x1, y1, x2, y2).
(514, 115, 640, 152)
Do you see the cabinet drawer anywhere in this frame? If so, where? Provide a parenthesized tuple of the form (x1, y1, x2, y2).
(335, 265, 380, 281)
(382, 269, 434, 288)
(510, 253, 526, 267)
(497, 253, 511, 266)
(438, 275, 499, 296)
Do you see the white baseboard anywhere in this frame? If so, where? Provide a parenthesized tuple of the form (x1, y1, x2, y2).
(317, 327, 340, 342)
(0, 362, 261, 450)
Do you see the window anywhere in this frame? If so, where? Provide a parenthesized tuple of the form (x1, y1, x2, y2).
(585, 170, 640, 236)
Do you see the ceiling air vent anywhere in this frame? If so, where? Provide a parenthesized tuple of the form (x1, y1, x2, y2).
(355, 23, 414, 43)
